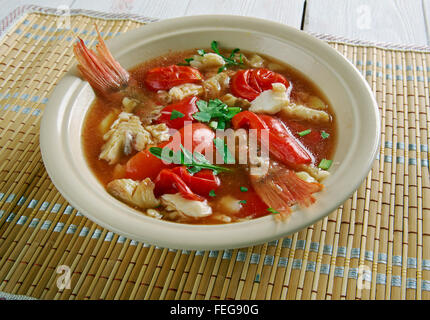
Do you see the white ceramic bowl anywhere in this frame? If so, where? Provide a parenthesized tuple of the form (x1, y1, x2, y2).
(40, 15, 380, 250)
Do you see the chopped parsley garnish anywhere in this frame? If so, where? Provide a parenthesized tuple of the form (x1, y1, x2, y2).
(209, 190, 216, 197)
(213, 137, 235, 164)
(298, 129, 311, 137)
(193, 99, 241, 130)
(149, 144, 231, 174)
(197, 49, 206, 56)
(239, 200, 247, 204)
(267, 207, 280, 214)
(177, 57, 194, 66)
(318, 158, 333, 170)
(170, 109, 185, 120)
(210, 41, 244, 73)
(240, 186, 248, 192)
(321, 131, 330, 139)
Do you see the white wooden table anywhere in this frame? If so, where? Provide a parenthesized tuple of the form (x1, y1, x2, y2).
(1, 0, 429, 46)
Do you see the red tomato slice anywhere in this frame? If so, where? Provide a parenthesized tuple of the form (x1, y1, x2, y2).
(124, 123, 215, 181)
(171, 167, 220, 197)
(154, 168, 203, 201)
(156, 96, 199, 130)
(124, 141, 171, 181)
(144, 65, 203, 91)
(230, 68, 290, 101)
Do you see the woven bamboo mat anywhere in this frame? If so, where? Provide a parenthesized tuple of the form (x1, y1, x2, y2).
(0, 7, 428, 300)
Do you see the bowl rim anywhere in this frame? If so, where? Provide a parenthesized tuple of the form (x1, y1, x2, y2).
(40, 14, 380, 250)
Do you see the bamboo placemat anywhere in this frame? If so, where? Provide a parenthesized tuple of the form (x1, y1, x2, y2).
(0, 6, 428, 300)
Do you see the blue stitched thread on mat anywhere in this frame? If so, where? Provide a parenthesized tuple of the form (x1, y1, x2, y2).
(376, 273, 386, 285)
(264, 255, 274, 266)
(54, 222, 64, 232)
(66, 224, 77, 234)
(222, 249, 232, 260)
(391, 275, 401, 287)
(292, 259, 302, 269)
(334, 267, 344, 277)
(310, 242, 319, 252)
(278, 257, 288, 267)
(79, 227, 89, 237)
(6, 193, 16, 204)
(295, 239, 306, 250)
(29, 218, 39, 228)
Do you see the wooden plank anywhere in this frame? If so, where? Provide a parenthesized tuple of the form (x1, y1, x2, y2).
(183, 0, 305, 28)
(424, 0, 430, 45)
(71, 0, 305, 28)
(70, 0, 190, 19)
(304, 0, 428, 46)
(0, 0, 75, 26)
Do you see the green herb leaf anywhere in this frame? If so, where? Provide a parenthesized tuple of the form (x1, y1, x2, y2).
(239, 200, 247, 204)
(321, 131, 330, 139)
(267, 207, 280, 214)
(210, 40, 243, 69)
(187, 166, 202, 174)
(192, 111, 212, 123)
(229, 48, 240, 59)
(194, 98, 242, 129)
(149, 145, 231, 174)
(197, 49, 206, 56)
(209, 190, 216, 197)
(298, 129, 311, 137)
(177, 57, 194, 66)
(240, 186, 248, 192)
(170, 109, 185, 120)
(318, 158, 333, 170)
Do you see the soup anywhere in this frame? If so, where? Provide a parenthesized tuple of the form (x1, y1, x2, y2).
(76, 35, 336, 224)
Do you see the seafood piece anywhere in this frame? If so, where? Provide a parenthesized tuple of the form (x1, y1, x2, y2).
(168, 83, 204, 101)
(280, 103, 330, 122)
(217, 195, 243, 214)
(122, 97, 139, 112)
(73, 28, 129, 95)
(220, 93, 251, 109)
(241, 54, 265, 68)
(202, 72, 230, 99)
(161, 193, 212, 218)
(249, 82, 291, 114)
(73, 29, 163, 124)
(249, 161, 323, 219)
(295, 171, 318, 183)
(298, 164, 330, 182)
(107, 178, 160, 209)
(189, 52, 225, 70)
(100, 112, 169, 164)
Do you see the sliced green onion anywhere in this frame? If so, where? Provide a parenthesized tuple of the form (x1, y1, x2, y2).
(267, 207, 280, 214)
(209, 190, 216, 197)
(321, 131, 330, 139)
(298, 129, 311, 137)
(239, 200, 247, 204)
(240, 187, 248, 192)
(318, 158, 333, 170)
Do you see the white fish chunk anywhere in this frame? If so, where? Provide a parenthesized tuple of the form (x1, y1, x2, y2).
(161, 193, 212, 218)
(99, 112, 170, 165)
(107, 178, 160, 209)
(281, 103, 330, 123)
(249, 82, 290, 115)
(203, 72, 230, 99)
(189, 52, 225, 70)
(168, 83, 204, 101)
